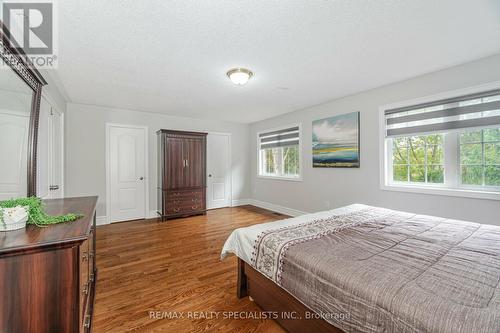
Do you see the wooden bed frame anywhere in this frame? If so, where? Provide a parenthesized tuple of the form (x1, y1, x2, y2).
(237, 258, 344, 333)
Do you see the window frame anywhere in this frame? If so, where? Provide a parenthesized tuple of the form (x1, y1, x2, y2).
(457, 128, 500, 191)
(389, 134, 445, 185)
(257, 123, 303, 181)
(379, 82, 500, 201)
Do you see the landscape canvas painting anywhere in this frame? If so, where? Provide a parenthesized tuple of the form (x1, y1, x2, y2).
(312, 112, 360, 168)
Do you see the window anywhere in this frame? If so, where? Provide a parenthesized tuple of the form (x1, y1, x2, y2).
(460, 128, 500, 187)
(382, 88, 500, 199)
(392, 134, 444, 184)
(258, 125, 301, 180)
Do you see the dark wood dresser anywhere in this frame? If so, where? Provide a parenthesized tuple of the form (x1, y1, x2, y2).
(0, 196, 98, 333)
(157, 130, 207, 220)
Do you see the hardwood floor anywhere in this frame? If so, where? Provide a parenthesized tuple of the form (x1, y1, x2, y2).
(93, 205, 288, 332)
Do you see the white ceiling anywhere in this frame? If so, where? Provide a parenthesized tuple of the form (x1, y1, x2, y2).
(55, 0, 500, 123)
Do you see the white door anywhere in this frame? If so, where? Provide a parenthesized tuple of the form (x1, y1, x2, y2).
(49, 108, 64, 198)
(108, 125, 147, 222)
(37, 99, 51, 199)
(207, 133, 231, 209)
(0, 110, 29, 200)
(37, 98, 64, 199)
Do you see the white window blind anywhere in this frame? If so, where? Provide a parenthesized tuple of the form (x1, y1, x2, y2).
(259, 126, 300, 149)
(385, 89, 500, 138)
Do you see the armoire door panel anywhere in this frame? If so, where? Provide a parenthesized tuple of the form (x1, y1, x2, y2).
(166, 137, 185, 189)
(183, 138, 204, 188)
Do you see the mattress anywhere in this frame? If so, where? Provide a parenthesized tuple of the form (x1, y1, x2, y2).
(221, 204, 500, 333)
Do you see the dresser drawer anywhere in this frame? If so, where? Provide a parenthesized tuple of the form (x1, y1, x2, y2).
(166, 203, 204, 214)
(162, 189, 205, 218)
(167, 189, 204, 200)
(166, 196, 203, 206)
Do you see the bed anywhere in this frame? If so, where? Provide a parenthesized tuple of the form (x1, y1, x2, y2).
(221, 204, 500, 333)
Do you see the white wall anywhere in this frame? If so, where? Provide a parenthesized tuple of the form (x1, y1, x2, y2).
(40, 69, 68, 114)
(250, 54, 500, 226)
(65, 103, 251, 217)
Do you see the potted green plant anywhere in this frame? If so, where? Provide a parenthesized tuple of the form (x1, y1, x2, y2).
(0, 197, 82, 231)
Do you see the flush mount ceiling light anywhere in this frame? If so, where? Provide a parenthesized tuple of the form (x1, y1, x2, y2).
(226, 68, 253, 85)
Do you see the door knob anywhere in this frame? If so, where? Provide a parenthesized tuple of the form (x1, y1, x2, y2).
(139, 177, 144, 180)
(208, 174, 212, 177)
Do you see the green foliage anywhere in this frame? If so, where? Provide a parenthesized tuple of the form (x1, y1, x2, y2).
(283, 146, 299, 175)
(460, 143, 482, 164)
(460, 129, 500, 186)
(460, 130, 482, 143)
(461, 166, 483, 185)
(484, 128, 500, 142)
(393, 129, 500, 186)
(264, 148, 277, 174)
(392, 134, 444, 184)
(0, 197, 83, 226)
(486, 166, 500, 186)
(262, 146, 300, 176)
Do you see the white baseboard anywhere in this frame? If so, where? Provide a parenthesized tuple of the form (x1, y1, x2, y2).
(231, 199, 253, 207)
(148, 210, 159, 219)
(97, 202, 306, 226)
(249, 199, 308, 217)
(96, 210, 159, 226)
(96, 216, 109, 226)
(231, 198, 307, 217)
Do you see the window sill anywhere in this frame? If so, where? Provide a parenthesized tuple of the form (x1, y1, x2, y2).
(257, 175, 303, 182)
(381, 183, 500, 201)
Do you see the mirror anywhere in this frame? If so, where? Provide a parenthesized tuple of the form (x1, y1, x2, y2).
(0, 23, 46, 199)
(0, 67, 33, 199)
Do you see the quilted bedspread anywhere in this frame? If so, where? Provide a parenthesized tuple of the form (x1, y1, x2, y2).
(222, 204, 500, 333)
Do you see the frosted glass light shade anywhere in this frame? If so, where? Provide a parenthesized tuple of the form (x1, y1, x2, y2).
(227, 68, 253, 85)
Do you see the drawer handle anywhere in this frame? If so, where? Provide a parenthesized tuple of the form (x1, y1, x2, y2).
(173, 200, 180, 205)
(173, 192, 181, 196)
(82, 281, 90, 295)
(83, 315, 91, 328)
(173, 208, 180, 213)
(82, 252, 89, 261)
(191, 205, 198, 210)
(90, 273, 95, 282)
(192, 198, 200, 203)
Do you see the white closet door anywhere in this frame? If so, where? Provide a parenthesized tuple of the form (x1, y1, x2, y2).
(49, 108, 64, 198)
(37, 98, 64, 199)
(108, 125, 147, 222)
(37, 98, 51, 198)
(207, 133, 231, 209)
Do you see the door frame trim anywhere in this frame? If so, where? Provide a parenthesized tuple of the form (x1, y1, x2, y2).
(206, 131, 232, 210)
(105, 123, 149, 224)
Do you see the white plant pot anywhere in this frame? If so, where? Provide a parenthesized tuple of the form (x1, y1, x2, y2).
(0, 206, 29, 231)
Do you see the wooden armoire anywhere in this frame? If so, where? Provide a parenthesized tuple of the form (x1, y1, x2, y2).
(157, 130, 207, 220)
